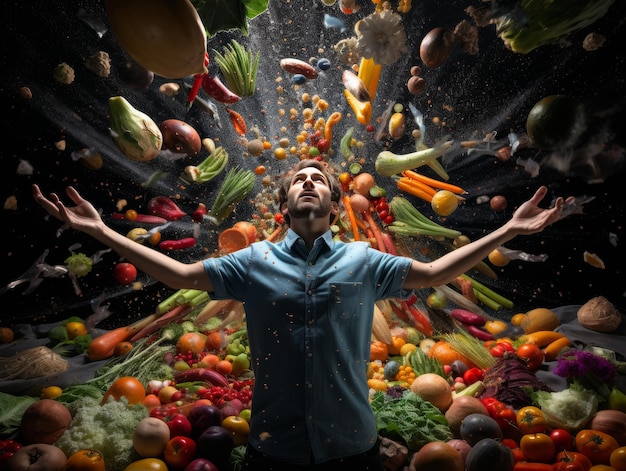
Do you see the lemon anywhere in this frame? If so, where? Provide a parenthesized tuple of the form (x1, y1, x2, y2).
(41, 386, 63, 399)
(431, 190, 458, 216)
(526, 95, 582, 150)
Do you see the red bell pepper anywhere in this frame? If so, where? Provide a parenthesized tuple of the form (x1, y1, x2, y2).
(481, 397, 517, 436)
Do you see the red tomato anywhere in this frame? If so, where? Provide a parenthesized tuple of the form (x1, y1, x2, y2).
(551, 429, 575, 452)
(114, 262, 137, 285)
(102, 376, 146, 405)
(575, 429, 619, 465)
(555, 451, 593, 471)
(520, 432, 555, 463)
(516, 343, 545, 371)
(163, 436, 196, 470)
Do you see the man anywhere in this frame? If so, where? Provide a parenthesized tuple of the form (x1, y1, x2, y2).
(32, 159, 568, 470)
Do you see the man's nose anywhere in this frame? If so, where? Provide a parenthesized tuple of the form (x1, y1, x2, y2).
(302, 177, 314, 187)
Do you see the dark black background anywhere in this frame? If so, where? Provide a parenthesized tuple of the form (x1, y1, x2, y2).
(1, 0, 624, 329)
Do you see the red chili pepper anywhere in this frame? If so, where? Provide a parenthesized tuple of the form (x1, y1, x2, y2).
(202, 74, 240, 104)
(186, 53, 210, 109)
(226, 108, 247, 135)
(159, 237, 196, 250)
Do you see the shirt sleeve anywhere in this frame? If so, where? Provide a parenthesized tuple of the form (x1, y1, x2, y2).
(202, 247, 252, 300)
(366, 246, 414, 300)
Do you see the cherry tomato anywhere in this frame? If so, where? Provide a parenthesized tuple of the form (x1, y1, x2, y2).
(516, 343, 545, 371)
(221, 415, 250, 446)
(516, 406, 547, 434)
(551, 429, 575, 452)
(520, 432, 555, 463)
(66, 449, 106, 471)
(575, 429, 619, 465)
(114, 262, 138, 285)
(163, 436, 197, 470)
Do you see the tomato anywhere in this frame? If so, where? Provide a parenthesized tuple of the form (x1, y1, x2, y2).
(102, 376, 146, 405)
(221, 415, 250, 446)
(163, 436, 197, 470)
(0, 439, 22, 464)
(555, 451, 593, 471)
(516, 406, 547, 434)
(123, 458, 168, 471)
(551, 429, 575, 452)
(66, 449, 106, 471)
(610, 447, 626, 471)
(520, 432, 555, 463)
(114, 262, 138, 284)
(576, 429, 620, 465)
(516, 343, 545, 371)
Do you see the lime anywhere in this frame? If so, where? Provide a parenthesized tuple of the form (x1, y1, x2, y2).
(526, 95, 582, 150)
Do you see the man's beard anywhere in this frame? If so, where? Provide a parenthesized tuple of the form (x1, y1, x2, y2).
(287, 197, 331, 220)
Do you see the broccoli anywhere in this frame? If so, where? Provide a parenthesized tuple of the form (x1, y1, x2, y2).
(493, 0, 616, 54)
(64, 252, 93, 277)
(56, 396, 148, 471)
(48, 325, 69, 344)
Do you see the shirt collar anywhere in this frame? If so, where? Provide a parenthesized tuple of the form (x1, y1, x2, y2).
(284, 228, 334, 251)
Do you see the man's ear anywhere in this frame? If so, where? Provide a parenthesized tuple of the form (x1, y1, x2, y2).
(330, 200, 339, 216)
(281, 201, 288, 216)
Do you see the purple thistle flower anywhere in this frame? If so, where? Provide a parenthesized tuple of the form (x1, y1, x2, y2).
(553, 349, 616, 398)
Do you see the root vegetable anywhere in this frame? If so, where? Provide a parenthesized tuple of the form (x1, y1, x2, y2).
(410, 373, 453, 412)
(577, 296, 622, 332)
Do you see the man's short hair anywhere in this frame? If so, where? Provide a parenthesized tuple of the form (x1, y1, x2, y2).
(277, 159, 343, 225)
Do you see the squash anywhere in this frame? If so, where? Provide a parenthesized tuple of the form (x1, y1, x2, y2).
(520, 307, 560, 334)
(105, 0, 207, 79)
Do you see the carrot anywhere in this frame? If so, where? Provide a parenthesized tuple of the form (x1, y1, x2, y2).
(324, 111, 343, 141)
(380, 232, 397, 255)
(342, 195, 361, 241)
(520, 330, 566, 348)
(264, 224, 285, 242)
(396, 180, 433, 203)
(402, 169, 467, 195)
(87, 312, 162, 361)
(398, 176, 437, 196)
(363, 209, 386, 253)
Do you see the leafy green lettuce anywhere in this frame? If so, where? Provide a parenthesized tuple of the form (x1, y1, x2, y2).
(0, 392, 37, 436)
(370, 390, 452, 451)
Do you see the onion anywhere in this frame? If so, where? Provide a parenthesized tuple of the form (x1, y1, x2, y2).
(348, 193, 370, 213)
(350, 172, 376, 196)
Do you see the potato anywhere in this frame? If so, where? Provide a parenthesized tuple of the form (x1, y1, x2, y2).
(577, 296, 622, 333)
(20, 399, 72, 444)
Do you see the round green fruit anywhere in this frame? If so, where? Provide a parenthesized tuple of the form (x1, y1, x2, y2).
(526, 95, 583, 150)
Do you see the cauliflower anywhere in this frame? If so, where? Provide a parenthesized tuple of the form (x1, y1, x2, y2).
(56, 396, 148, 471)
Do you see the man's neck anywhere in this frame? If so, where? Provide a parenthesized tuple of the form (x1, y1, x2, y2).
(289, 218, 329, 250)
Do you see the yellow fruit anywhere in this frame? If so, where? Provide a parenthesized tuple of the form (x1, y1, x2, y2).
(66, 322, 88, 339)
(488, 248, 511, 267)
(431, 190, 459, 216)
(41, 386, 63, 399)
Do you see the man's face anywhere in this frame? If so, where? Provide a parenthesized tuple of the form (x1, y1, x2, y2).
(285, 167, 336, 221)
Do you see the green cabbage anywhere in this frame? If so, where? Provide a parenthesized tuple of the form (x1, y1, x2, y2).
(534, 384, 598, 431)
(495, 0, 616, 54)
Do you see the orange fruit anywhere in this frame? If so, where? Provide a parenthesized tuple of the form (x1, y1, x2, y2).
(370, 340, 389, 362)
(102, 376, 145, 405)
(488, 248, 511, 267)
(216, 359, 233, 376)
(66, 321, 88, 339)
(431, 190, 459, 217)
(428, 340, 474, 367)
(387, 336, 406, 355)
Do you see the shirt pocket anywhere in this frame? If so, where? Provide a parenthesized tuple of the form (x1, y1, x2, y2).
(328, 282, 363, 322)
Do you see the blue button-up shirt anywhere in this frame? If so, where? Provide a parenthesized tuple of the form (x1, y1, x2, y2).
(203, 229, 412, 464)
